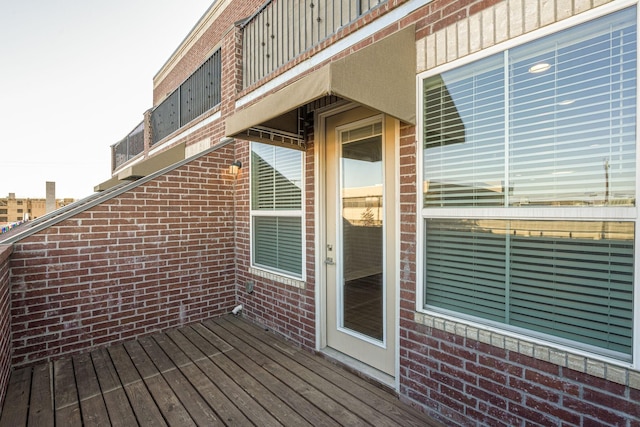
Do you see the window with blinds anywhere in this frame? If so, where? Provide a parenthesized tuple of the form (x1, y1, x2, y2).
(420, 7, 637, 360)
(250, 143, 303, 277)
(425, 219, 634, 356)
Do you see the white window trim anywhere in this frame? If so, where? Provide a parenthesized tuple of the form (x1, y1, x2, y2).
(415, 0, 640, 370)
(249, 142, 307, 282)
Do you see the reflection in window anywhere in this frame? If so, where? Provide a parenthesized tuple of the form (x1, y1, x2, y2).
(340, 122, 384, 340)
(420, 6, 637, 361)
(424, 219, 634, 358)
(423, 55, 505, 207)
(423, 8, 636, 207)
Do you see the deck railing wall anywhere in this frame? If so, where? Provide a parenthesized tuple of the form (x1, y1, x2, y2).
(151, 49, 222, 144)
(111, 121, 144, 172)
(242, 0, 385, 87)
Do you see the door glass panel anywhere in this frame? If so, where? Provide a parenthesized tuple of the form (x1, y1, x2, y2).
(340, 123, 384, 340)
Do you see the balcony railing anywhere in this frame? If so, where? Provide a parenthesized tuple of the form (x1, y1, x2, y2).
(112, 121, 144, 172)
(242, 0, 385, 87)
(151, 48, 222, 144)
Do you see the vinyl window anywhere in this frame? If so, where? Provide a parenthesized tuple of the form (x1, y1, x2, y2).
(419, 7, 637, 361)
(250, 143, 304, 278)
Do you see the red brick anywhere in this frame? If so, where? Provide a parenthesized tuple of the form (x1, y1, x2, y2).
(508, 352, 560, 376)
(509, 376, 560, 403)
(564, 396, 628, 426)
(583, 387, 640, 418)
(428, 388, 465, 414)
(564, 368, 626, 395)
(508, 402, 559, 426)
(525, 395, 580, 425)
(466, 384, 507, 410)
(480, 401, 523, 427)
(479, 354, 523, 377)
(466, 361, 507, 385)
(478, 377, 523, 404)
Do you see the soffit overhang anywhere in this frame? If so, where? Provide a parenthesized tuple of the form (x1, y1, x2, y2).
(94, 176, 122, 192)
(117, 142, 186, 180)
(94, 142, 187, 192)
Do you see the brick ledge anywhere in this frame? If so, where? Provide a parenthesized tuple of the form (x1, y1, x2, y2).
(414, 312, 640, 390)
(248, 267, 306, 289)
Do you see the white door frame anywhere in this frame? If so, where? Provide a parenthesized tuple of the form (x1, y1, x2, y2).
(314, 102, 401, 389)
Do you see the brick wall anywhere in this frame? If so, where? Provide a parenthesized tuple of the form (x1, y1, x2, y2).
(144, 0, 640, 425)
(399, 314, 640, 426)
(398, 103, 640, 425)
(9, 146, 237, 366)
(233, 134, 317, 351)
(401, 0, 640, 425)
(220, 0, 528, 381)
(0, 246, 12, 411)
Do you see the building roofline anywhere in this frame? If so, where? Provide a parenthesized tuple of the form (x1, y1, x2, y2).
(153, 0, 232, 91)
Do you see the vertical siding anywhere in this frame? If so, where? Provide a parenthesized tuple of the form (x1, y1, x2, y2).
(242, 0, 385, 87)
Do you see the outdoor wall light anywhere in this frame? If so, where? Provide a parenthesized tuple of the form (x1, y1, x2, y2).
(229, 160, 242, 177)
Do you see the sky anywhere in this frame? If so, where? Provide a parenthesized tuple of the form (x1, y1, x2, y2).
(0, 0, 213, 199)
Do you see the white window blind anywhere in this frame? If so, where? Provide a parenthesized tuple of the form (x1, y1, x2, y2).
(423, 55, 505, 207)
(423, 8, 636, 208)
(253, 216, 302, 275)
(508, 13, 636, 206)
(251, 143, 302, 209)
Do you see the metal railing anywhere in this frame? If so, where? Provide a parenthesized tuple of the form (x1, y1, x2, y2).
(151, 48, 222, 144)
(112, 121, 144, 172)
(242, 0, 385, 87)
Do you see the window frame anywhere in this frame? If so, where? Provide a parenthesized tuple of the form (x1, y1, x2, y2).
(416, 1, 640, 368)
(249, 141, 306, 281)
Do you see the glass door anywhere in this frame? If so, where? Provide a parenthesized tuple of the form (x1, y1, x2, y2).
(324, 106, 396, 376)
(340, 121, 384, 340)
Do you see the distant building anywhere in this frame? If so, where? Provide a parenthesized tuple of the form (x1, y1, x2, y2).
(0, 193, 74, 225)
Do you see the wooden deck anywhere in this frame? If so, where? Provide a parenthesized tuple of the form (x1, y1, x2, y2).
(0, 316, 441, 426)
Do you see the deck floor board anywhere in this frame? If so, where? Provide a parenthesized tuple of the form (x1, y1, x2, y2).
(165, 327, 280, 426)
(2, 367, 30, 427)
(90, 348, 138, 427)
(28, 363, 53, 427)
(0, 317, 442, 426)
(213, 317, 436, 427)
